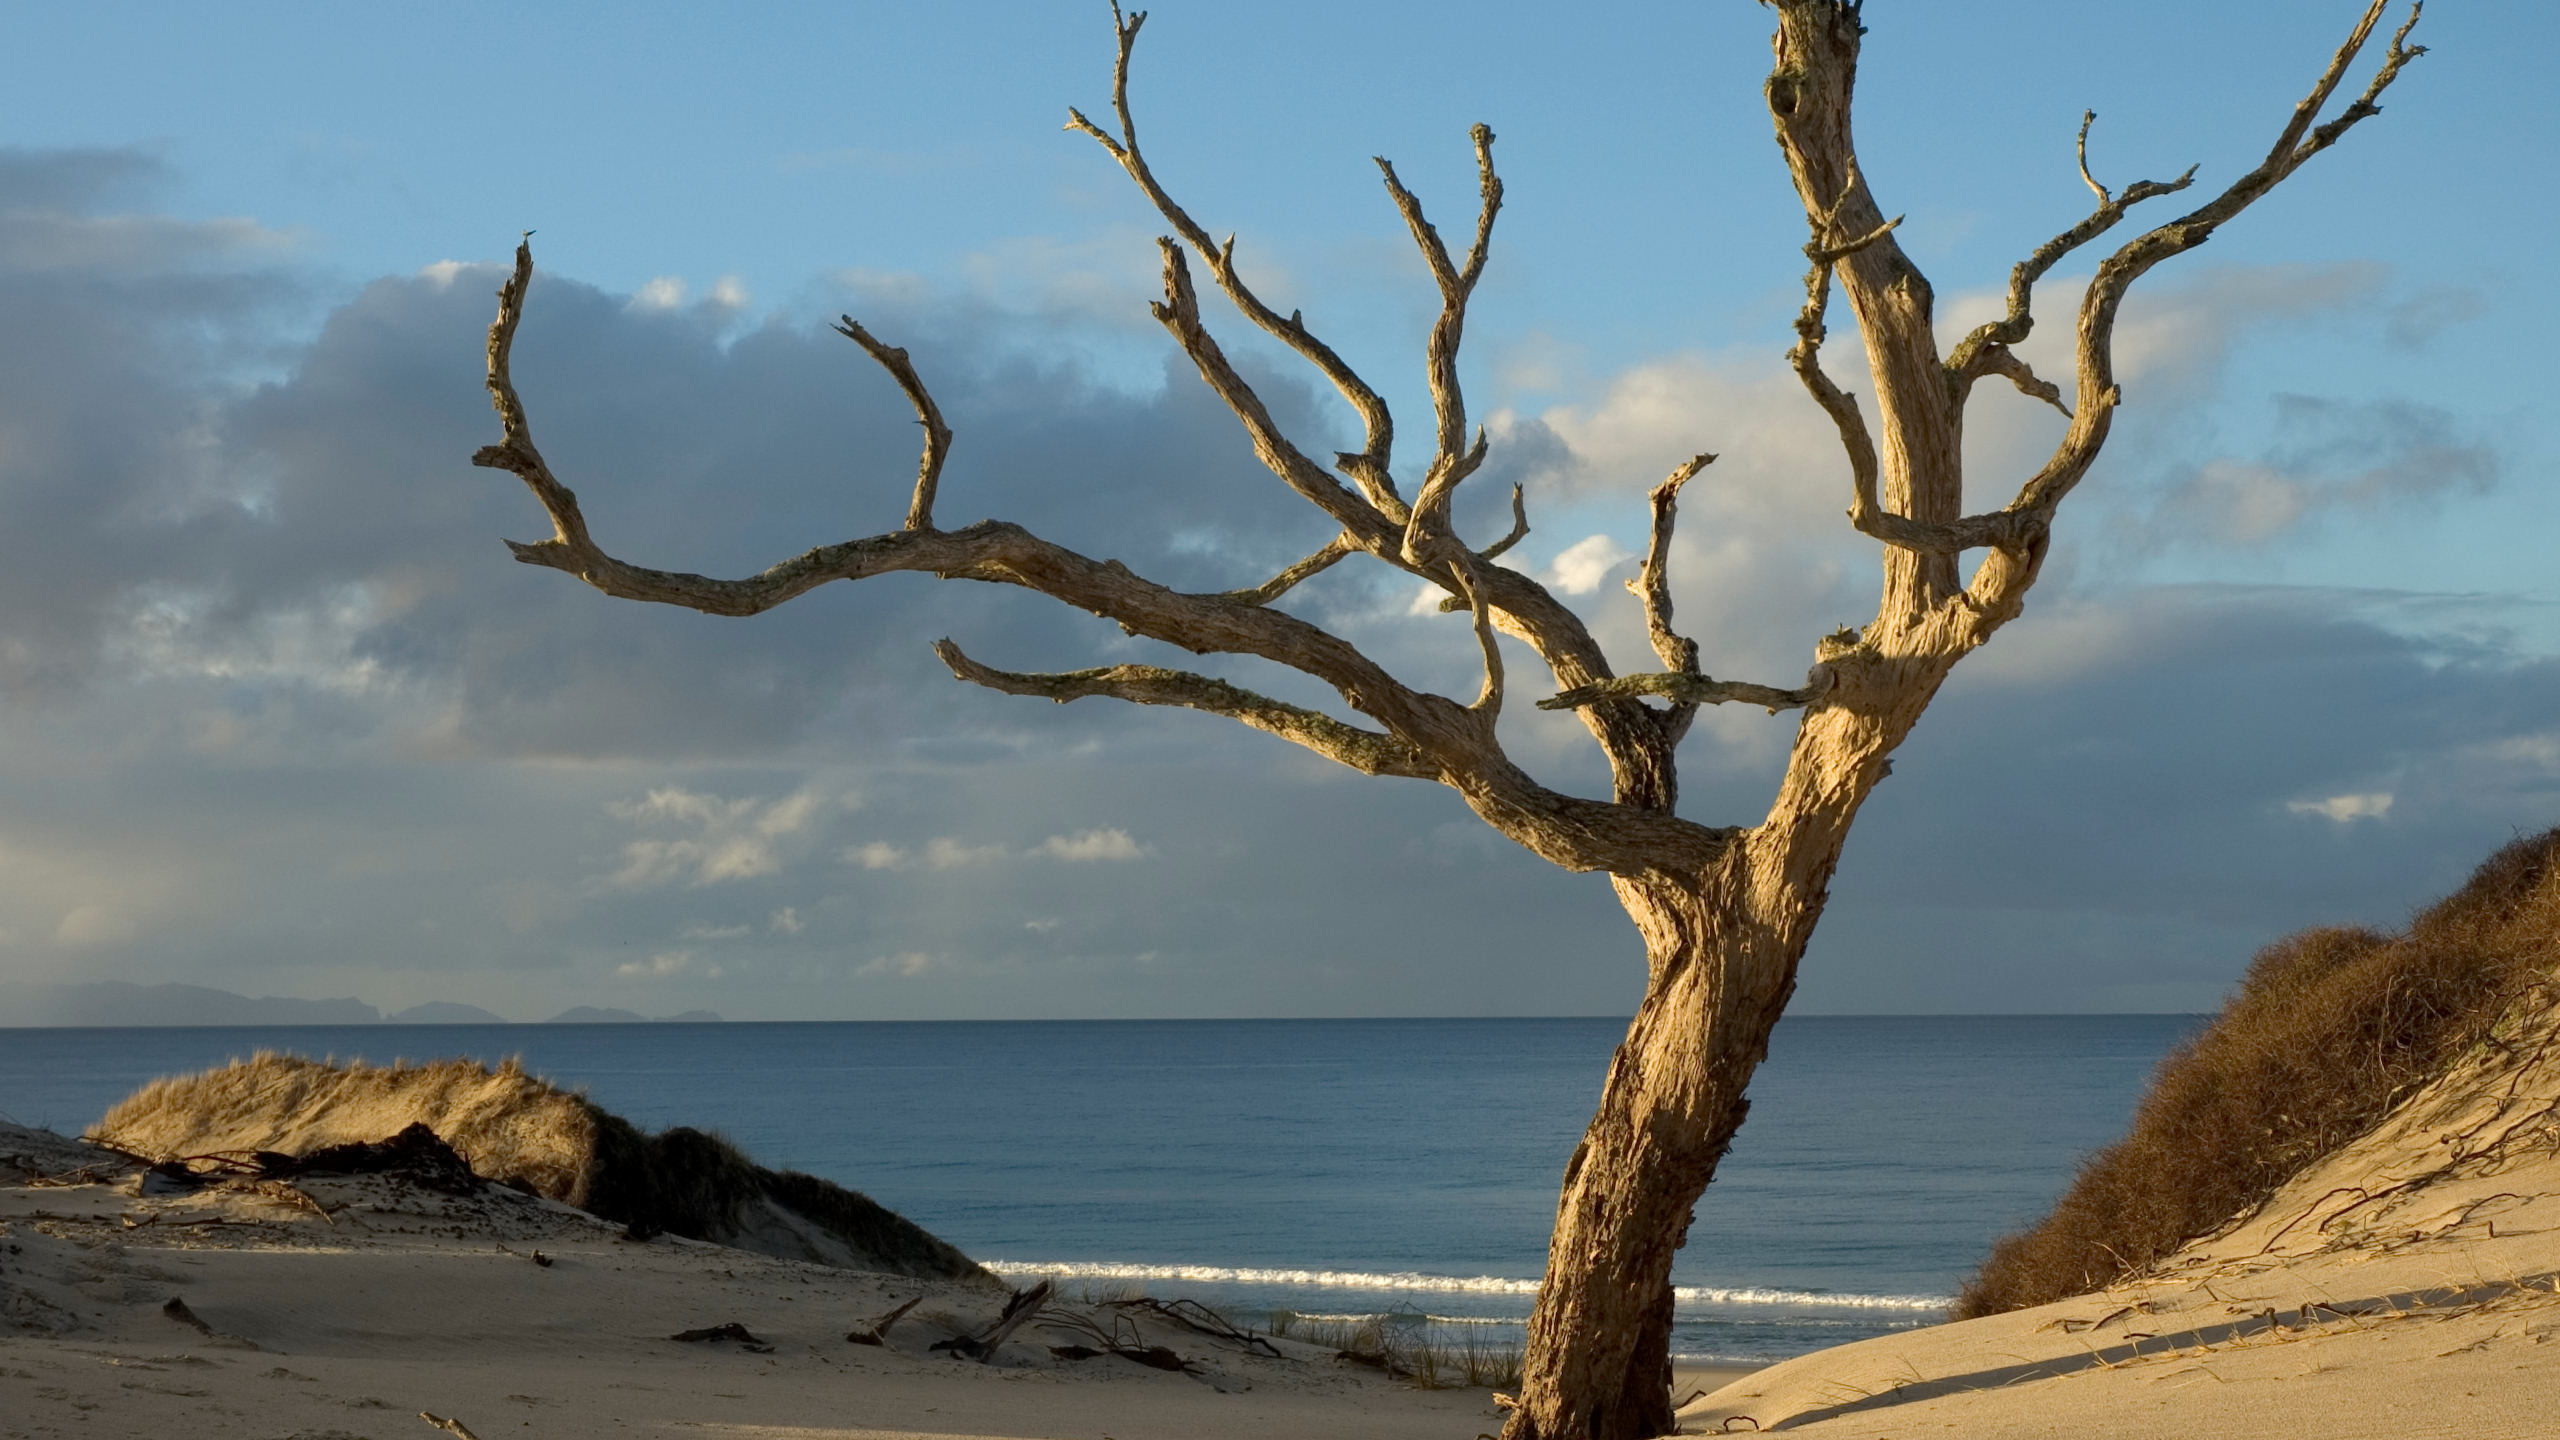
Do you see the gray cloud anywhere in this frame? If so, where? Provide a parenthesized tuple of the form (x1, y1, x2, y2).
(0, 150, 2550, 1024)
(2147, 394, 2497, 547)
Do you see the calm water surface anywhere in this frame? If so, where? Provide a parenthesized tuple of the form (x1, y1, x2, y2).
(0, 1015, 2195, 1361)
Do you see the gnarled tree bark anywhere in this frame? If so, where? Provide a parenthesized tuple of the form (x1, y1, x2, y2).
(472, 4, 2423, 1437)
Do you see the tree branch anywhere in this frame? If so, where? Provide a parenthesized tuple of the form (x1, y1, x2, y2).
(1216, 533, 1357, 606)
(1633, 459, 1708, 678)
(1481, 483, 1530, 561)
(1984, 0, 2425, 540)
(932, 640, 1437, 780)
(1147, 239, 1379, 535)
(480, 243, 1725, 877)
(1539, 668, 1836, 716)
(1066, 3, 1403, 517)
(832, 316, 953, 531)
(1942, 107, 2197, 391)
(1377, 127, 1502, 574)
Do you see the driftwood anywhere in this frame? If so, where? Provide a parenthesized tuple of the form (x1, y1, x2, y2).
(670, 1322, 775, 1354)
(846, 1294, 922, 1346)
(930, 1280, 1053, 1362)
(418, 1413, 485, 1440)
(1036, 1302, 1201, 1375)
(1100, 1296, 1283, 1359)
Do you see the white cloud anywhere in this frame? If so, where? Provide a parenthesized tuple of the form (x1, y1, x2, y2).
(1024, 917, 1062, 933)
(768, 906, 803, 936)
(616, 949, 698, 978)
(1036, 828, 1144, 863)
(630, 275, 687, 311)
(2287, 792, 2394, 824)
(678, 922, 753, 940)
(1546, 534, 1634, 596)
(858, 951, 938, 978)
(55, 904, 134, 946)
(925, 836, 1007, 869)
(846, 841, 907, 870)
(606, 787, 832, 889)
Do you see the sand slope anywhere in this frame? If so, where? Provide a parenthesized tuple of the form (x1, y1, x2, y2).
(0, 1121, 1504, 1440)
(1682, 990, 2560, 1437)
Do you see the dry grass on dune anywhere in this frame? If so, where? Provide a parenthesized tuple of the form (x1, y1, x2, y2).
(1956, 828, 2560, 1319)
(96, 1052, 987, 1282)
(1955, 830, 2560, 1311)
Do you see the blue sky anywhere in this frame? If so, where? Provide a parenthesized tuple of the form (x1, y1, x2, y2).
(0, 1, 2550, 1020)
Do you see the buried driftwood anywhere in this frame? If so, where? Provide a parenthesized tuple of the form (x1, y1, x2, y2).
(418, 1412, 485, 1440)
(930, 1280, 1053, 1362)
(1103, 1296, 1283, 1359)
(670, 1322, 775, 1353)
(846, 1294, 923, 1346)
(1037, 1299, 1204, 1375)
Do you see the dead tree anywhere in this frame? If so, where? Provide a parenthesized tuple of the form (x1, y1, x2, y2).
(474, 4, 2424, 1436)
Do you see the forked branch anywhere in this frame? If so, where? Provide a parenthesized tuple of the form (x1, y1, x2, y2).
(477, 239, 1727, 879)
(1811, 1, 2423, 568)
(1066, 3, 1401, 515)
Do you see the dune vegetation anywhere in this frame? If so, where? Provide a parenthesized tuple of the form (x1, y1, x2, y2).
(1958, 828, 2560, 1317)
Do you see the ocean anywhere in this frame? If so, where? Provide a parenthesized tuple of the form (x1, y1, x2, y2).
(0, 1014, 2195, 1364)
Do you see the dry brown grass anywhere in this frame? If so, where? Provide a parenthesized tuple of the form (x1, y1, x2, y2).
(96, 1053, 986, 1281)
(1956, 828, 2560, 1319)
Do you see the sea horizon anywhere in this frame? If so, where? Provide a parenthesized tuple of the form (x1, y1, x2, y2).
(0, 1013, 2201, 1363)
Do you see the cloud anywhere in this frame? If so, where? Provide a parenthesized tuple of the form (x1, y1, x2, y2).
(847, 842, 907, 870)
(767, 906, 803, 935)
(1545, 534, 1634, 596)
(924, 836, 1007, 869)
(1035, 828, 1144, 862)
(2288, 792, 2394, 824)
(606, 787, 831, 889)
(858, 951, 938, 979)
(616, 949, 701, 978)
(54, 904, 135, 947)
(2148, 396, 2497, 548)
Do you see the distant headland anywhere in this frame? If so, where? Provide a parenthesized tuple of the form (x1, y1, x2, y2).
(0, 980, 719, 1027)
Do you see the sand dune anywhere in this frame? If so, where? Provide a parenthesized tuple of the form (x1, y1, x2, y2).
(1680, 984, 2560, 1437)
(1, 1116, 1503, 1439)
(95, 1054, 983, 1281)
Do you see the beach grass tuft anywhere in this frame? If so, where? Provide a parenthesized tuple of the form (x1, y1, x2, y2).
(1956, 827, 2560, 1318)
(1266, 1309, 1524, 1390)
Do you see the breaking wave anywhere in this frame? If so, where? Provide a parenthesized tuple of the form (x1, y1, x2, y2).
(981, 1260, 1949, 1312)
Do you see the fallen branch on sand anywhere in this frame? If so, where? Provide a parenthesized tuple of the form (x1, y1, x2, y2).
(418, 1412, 485, 1440)
(670, 1322, 776, 1354)
(931, 1280, 1053, 1362)
(847, 1295, 922, 1346)
(1101, 1296, 1283, 1358)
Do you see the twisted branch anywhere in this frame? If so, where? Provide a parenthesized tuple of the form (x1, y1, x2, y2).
(932, 641, 1436, 779)
(1218, 533, 1357, 606)
(1379, 126, 1503, 577)
(832, 316, 953, 531)
(1539, 668, 1835, 716)
(1066, 3, 1402, 516)
(477, 241, 1725, 877)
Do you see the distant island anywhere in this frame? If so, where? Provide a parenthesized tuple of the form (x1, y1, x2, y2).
(0, 981, 720, 1027)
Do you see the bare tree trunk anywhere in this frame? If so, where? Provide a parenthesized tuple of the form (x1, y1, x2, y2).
(469, 5, 2422, 1437)
(1505, 673, 1925, 1440)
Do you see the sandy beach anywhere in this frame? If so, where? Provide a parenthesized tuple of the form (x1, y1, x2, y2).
(12, 982, 2560, 1440)
(1, 1116, 1516, 1439)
